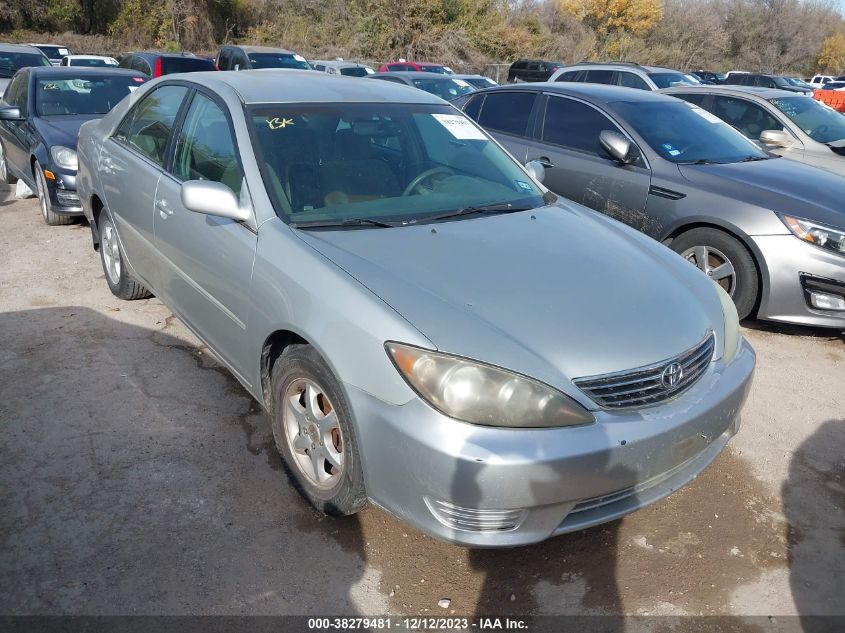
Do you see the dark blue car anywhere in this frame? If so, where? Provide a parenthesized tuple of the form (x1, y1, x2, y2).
(0, 66, 146, 224)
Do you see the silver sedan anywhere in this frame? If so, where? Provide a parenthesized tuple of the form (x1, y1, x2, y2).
(76, 70, 755, 547)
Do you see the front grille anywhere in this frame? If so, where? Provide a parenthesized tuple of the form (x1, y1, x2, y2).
(424, 498, 525, 532)
(573, 333, 715, 409)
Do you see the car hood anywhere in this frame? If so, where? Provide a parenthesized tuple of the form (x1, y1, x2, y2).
(678, 158, 845, 230)
(294, 204, 724, 397)
(34, 114, 101, 149)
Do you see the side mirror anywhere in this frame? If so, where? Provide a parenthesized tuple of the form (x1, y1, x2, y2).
(181, 180, 250, 222)
(759, 129, 793, 148)
(524, 160, 546, 183)
(0, 106, 22, 121)
(600, 129, 633, 163)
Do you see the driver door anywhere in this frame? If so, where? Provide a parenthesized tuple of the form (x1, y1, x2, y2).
(524, 94, 651, 228)
(153, 90, 257, 385)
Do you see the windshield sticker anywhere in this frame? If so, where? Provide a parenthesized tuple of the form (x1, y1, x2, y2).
(662, 143, 681, 156)
(431, 113, 487, 140)
(515, 180, 534, 192)
(267, 117, 294, 130)
(691, 107, 723, 124)
(132, 77, 146, 83)
(454, 79, 471, 87)
(293, 54, 307, 62)
(58, 48, 69, 55)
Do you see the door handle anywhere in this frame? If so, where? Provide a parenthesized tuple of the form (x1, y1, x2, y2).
(155, 199, 172, 218)
(531, 157, 554, 169)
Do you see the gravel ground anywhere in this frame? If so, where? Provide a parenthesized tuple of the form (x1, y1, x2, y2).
(0, 182, 842, 625)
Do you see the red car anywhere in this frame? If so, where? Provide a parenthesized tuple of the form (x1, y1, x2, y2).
(377, 61, 453, 74)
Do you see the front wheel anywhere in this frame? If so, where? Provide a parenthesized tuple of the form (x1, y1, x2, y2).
(98, 212, 151, 300)
(270, 344, 367, 516)
(671, 227, 759, 320)
(35, 161, 73, 226)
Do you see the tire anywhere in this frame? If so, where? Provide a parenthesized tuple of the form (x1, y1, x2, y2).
(34, 161, 73, 226)
(0, 139, 15, 184)
(670, 227, 759, 320)
(270, 344, 367, 516)
(98, 211, 151, 300)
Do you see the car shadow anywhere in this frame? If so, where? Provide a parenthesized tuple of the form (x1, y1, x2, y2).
(0, 306, 369, 615)
(784, 419, 845, 633)
(742, 318, 844, 342)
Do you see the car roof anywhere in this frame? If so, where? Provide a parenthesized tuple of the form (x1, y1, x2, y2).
(224, 45, 298, 55)
(373, 71, 454, 79)
(174, 69, 446, 104)
(0, 44, 47, 54)
(312, 60, 369, 68)
(65, 54, 115, 59)
(129, 51, 195, 59)
(29, 66, 145, 79)
(474, 81, 678, 103)
(662, 85, 798, 99)
(562, 63, 683, 73)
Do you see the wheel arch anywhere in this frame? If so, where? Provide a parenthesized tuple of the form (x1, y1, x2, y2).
(260, 329, 310, 411)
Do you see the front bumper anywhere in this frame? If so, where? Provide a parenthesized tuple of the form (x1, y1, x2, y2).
(46, 171, 82, 215)
(752, 234, 845, 328)
(347, 339, 755, 547)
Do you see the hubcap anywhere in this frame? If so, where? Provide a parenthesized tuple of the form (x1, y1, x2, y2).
(283, 378, 344, 489)
(101, 220, 122, 285)
(681, 245, 736, 295)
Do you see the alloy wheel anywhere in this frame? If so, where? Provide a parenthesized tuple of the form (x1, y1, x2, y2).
(36, 170, 49, 220)
(283, 378, 345, 489)
(0, 143, 7, 182)
(100, 219, 122, 285)
(681, 244, 736, 295)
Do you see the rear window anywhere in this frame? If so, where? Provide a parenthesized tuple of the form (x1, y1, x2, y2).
(247, 53, 311, 70)
(161, 56, 215, 74)
(340, 66, 373, 77)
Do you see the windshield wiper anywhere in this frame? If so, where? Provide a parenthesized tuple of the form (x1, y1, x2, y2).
(417, 202, 535, 223)
(678, 158, 723, 165)
(291, 217, 398, 229)
(738, 155, 770, 162)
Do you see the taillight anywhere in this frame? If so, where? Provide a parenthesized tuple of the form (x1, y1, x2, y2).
(154, 57, 163, 77)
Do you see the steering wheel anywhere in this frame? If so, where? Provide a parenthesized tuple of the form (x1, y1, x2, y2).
(402, 166, 456, 196)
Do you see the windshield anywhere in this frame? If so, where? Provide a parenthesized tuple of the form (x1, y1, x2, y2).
(36, 46, 70, 60)
(36, 76, 144, 116)
(340, 66, 373, 77)
(648, 72, 700, 88)
(786, 77, 810, 88)
(411, 77, 474, 101)
(613, 100, 767, 164)
(248, 103, 547, 226)
(0, 52, 51, 77)
(248, 53, 311, 70)
(69, 58, 116, 67)
(770, 96, 845, 143)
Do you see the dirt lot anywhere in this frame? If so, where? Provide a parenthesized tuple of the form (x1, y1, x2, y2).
(0, 182, 843, 624)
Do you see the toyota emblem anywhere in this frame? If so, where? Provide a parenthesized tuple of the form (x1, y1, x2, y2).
(661, 362, 684, 388)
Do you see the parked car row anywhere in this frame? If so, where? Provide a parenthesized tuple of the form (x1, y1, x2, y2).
(1, 54, 842, 547)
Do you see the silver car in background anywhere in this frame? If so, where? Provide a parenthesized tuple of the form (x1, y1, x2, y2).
(664, 85, 845, 178)
(76, 70, 754, 547)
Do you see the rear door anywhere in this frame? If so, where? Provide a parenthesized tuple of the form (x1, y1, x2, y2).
(524, 93, 651, 223)
(471, 90, 539, 163)
(100, 83, 189, 288)
(153, 89, 257, 382)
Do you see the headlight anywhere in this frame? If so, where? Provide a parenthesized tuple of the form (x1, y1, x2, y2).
(50, 146, 78, 170)
(386, 342, 594, 428)
(780, 215, 845, 257)
(714, 282, 741, 364)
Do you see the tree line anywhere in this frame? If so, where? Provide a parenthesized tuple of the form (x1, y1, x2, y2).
(4, 0, 845, 75)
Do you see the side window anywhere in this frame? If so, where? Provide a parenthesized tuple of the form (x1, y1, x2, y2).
(555, 70, 578, 82)
(477, 91, 536, 137)
(114, 84, 188, 165)
(542, 96, 620, 158)
(709, 96, 783, 140)
(617, 72, 650, 90)
(584, 69, 614, 84)
(463, 94, 484, 121)
(3, 73, 26, 110)
(118, 56, 132, 69)
(674, 93, 708, 106)
(172, 93, 243, 195)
